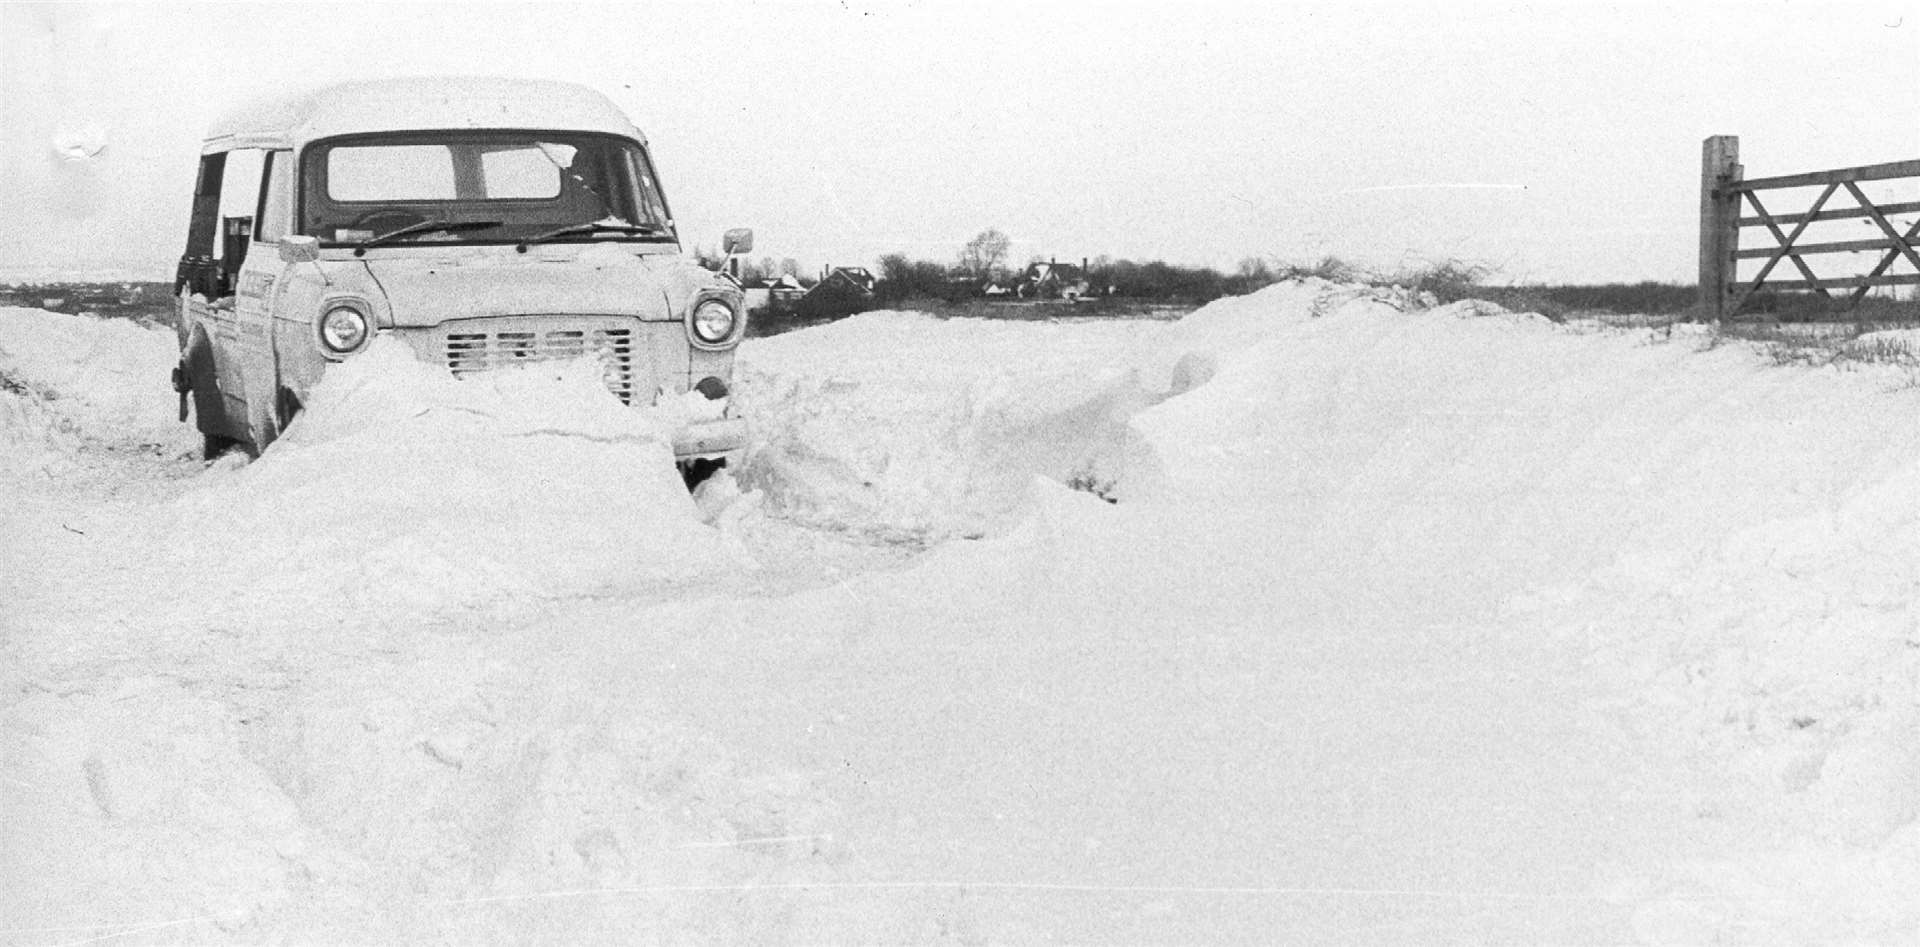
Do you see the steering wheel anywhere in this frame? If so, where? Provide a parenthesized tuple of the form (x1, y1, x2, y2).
(346, 209, 427, 232)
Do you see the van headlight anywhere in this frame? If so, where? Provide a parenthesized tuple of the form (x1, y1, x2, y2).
(690, 299, 738, 345)
(319, 304, 371, 354)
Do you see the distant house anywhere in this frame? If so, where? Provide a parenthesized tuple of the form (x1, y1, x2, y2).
(796, 266, 876, 318)
(767, 273, 806, 309)
(739, 269, 812, 316)
(824, 267, 875, 294)
(1018, 259, 1092, 301)
(737, 274, 773, 315)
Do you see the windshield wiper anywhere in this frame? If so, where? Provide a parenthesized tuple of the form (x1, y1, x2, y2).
(352, 219, 503, 255)
(515, 219, 665, 252)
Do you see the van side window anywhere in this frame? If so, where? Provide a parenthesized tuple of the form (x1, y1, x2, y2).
(214, 149, 265, 288)
(178, 149, 269, 299)
(254, 151, 293, 244)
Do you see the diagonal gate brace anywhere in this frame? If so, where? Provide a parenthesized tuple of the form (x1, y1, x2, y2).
(1730, 184, 1836, 314)
(1842, 181, 1920, 306)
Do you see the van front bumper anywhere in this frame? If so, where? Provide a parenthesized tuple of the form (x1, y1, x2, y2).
(673, 415, 747, 465)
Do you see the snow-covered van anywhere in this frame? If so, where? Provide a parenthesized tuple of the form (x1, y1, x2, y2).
(172, 76, 749, 482)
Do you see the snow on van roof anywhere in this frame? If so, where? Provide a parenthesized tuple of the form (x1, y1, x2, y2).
(201, 76, 643, 152)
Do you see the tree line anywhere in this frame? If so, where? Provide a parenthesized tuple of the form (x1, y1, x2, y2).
(703, 227, 1712, 320)
(874, 228, 1280, 305)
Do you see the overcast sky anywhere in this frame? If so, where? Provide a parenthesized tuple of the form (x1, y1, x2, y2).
(1, 0, 1915, 283)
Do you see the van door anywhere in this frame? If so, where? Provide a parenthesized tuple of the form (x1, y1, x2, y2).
(178, 148, 268, 447)
(177, 152, 239, 446)
(233, 149, 295, 445)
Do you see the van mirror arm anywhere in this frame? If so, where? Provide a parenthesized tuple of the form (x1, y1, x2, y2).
(278, 235, 331, 286)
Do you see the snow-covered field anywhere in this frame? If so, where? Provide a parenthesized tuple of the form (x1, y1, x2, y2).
(4, 282, 1918, 945)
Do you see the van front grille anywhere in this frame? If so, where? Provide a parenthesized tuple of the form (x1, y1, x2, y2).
(440, 325, 637, 403)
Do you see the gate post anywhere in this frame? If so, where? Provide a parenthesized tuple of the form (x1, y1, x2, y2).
(1698, 135, 1742, 320)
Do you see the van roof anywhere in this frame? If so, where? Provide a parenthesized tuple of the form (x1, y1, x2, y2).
(201, 76, 643, 153)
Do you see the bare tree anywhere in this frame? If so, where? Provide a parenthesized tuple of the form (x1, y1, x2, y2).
(1236, 257, 1274, 281)
(959, 228, 1012, 280)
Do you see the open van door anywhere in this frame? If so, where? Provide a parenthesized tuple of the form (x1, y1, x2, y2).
(232, 149, 298, 446)
(175, 147, 282, 457)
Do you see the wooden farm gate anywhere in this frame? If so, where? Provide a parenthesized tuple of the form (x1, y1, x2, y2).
(1699, 135, 1920, 319)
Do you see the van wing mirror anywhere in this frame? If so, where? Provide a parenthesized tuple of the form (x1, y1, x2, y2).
(279, 235, 320, 264)
(722, 228, 753, 255)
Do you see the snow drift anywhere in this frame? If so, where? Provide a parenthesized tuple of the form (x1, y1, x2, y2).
(736, 281, 1920, 942)
(4, 281, 1919, 944)
(8, 335, 733, 650)
(737, 312, 1161, 542)
(175, 339, 728, 613)
(1, 327, 793, 945)
(0, 306, 188, 476)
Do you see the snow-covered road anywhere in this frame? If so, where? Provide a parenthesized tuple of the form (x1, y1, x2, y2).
(4, 283, 1918, 944)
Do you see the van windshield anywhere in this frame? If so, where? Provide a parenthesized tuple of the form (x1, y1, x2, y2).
(300, 131, 674, 247)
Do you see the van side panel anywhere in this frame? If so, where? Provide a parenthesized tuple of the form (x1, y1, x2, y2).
(269, 264, 333, 407)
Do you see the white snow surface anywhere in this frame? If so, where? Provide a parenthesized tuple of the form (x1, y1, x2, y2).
(4, 281, 1919, 944)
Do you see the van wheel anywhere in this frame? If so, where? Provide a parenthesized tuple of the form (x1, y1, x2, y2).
(185, 349, 246, 460)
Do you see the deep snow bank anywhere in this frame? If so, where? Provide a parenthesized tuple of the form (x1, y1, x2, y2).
(736, 311, 1162, 541)
(1127, 283, 1918, 622)
(1512, 424, 1920, 942)
(1120, 282, 1920, 940)
(1090, 281, 1920, 938)
(179, 340, 727, 611)
(732, 280, 1920, 941)
(0, 306, 190, 473)
(9, 336, 731, 643)
(0, 319, 807, 945)
(6, 285, 1920, 943)
(0, 306, 180, 438)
